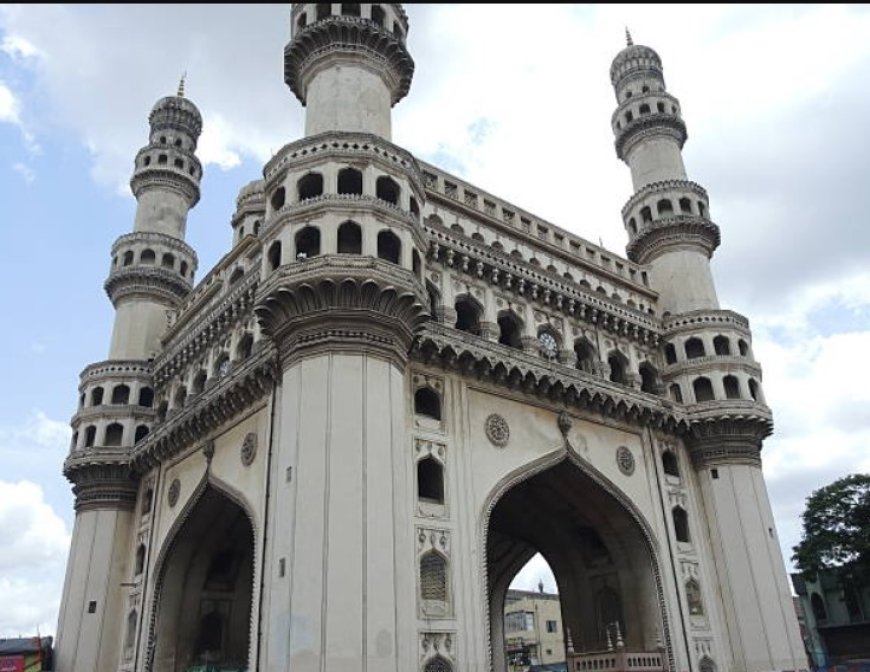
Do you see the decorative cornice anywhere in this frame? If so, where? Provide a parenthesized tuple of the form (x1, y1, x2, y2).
(63, 449, 138, 512)
(684, 403, 773, 468)
(104, 266, 191, 306)
(662, 309, 749, 335)
(615, 114, 688, 162)
(129, 167, 200, 207)
(71, 404, 156, 427)
(255, 255, 428, 369)
(79, 359, 153, 383)
(661, 355, 762, 381)
(285, 15, 414, 106)
(626, 215, 720, 265)
(621, 179, 708, 219)
(111, 231, 198, 264)
(148, 95, 203, 139)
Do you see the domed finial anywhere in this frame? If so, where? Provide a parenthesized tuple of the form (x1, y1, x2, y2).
(625, 27, 633, 47)
(177, 72, 187, 98)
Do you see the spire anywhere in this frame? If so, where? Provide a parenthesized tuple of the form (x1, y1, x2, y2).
(625, 27, 633, 47)
(177, 72, 186, 98)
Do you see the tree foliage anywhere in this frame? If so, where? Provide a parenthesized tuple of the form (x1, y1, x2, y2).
(792, 473, 870, 578)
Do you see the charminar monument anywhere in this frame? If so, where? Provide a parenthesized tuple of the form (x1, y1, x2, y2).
(54, 4, 809, 672)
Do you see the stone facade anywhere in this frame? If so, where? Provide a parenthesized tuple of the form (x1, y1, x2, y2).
(54, 7, 808, 672)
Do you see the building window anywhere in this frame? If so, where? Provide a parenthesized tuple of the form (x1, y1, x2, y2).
(673, 506, 690, 543)
(111, 384, 130, 405)
(91, 386, 104, 406)
(639, 363, 658, 393)
(723, 375, 740, 399)
(337, 220, 362, 254)
(686, 578, 704, 615)
(693, 377, 715, 402)
(685, 337, 705, 359)
(497, 312, 523, 349)
(268, 241, 282, 270)
(546, 619, 558, 633)
(417, 457, 444, 504)
(135, 544, 146, 575)
(662, 450, 680, 478)
(104, 423, 124, 447)
(420, 551, 447, 602)
(414, 387, 441, 420)
(376, 175, 400, 205)
(505, 611, 535, 632)
(295, 226, 321, 259)
(424, 657, 452, 672)
(608, 352, 628, 385)
(337, 167, 363, 195)
(376, 230, 401, 264)
(713, 335, 731, 355)
(297, 172, 323, 201)
(134, 425, 149, 443)
(270, 186, 286, 211)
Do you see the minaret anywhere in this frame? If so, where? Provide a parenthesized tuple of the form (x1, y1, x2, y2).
(56, 81, 203, 672)
(610, 36, 807, 672)
(254, 5, 427, 668)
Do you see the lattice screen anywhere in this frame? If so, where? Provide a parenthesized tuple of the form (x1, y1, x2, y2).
(420, 552, 447, 601)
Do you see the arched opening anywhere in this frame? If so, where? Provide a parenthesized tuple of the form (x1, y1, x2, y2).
(454, 296, 482, 335)
(669, 383, 683, 403)
(657, 199, 673, 216)
(139, 387, 154, 407)
(370, 4, 385, 27)
(161, 253, 175, 269)
(686, 578, 704, 616)
(174, 386, 187, 409)
(410, 196, 420, 219)
(639, 363, 658, 394)
(748, 378, 760, 401)
(713, 335, 731, 355)
(662, 450, 680, 478)
(125, 609, 137, 660)
(123, 251, 134, 266)
(377, 229, 401, 264)
(639, 104, 651, 115)
(135, 544, 146, 575)
(657, 102, 665, 114)
(679, 197, 692, 213)
(424, 657, 452, 672)
(111, 384, 130, 405)
(698, 202, 707, 217)
(629, 218, 637, 235)
(417, 457, 444, 504)
(192, 370, 207, 395)
(693, 377, 714, 402)
(738, 339, 749, 356)
(267, 240, 282, 271)
(151, 486, 254, 672)
(672, 507, 690, 543)
(337, 167, 363, 195)
(723, 375, 740, 399)
(180, 261, 189, 277)
(487, 459, 665, 672)
(412, 249, 422, 278)
(811, 593, 827, 621)
(574, 338, 596, 374)
(141, 249, 156, 265)
(414, 387, 441, 420)
(296, 11, 307, 30)
(497, 311, 523, 350)
(84, 425, 96, 448)
(420, 550, 448, 615)
(105, 422, 124, 447)
(135, 425, 150, 443)
(640, 207, 652, 223)
(376, 175, 400, 205)
(665, 343, 677, 365)
(227, 268, 243, 286)
(142, 488, 154, 515)
(295, 226, 321, 259)
(684, 337, 705, 359)
(270, 186, 285, 211)
(91, 386, 104, 406)
(297, 172, 323, 201)
(608, 351, 628, 385)
(235, 333, 254, 361)
(337, 220, 362, 254)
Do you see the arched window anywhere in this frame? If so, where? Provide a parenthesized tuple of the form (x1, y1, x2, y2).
(639, 363, 658, 393)
(135, 544, 146, 575)
(685, 337, 705, 359)
(414, 387, 441, 420)
(377, 230, 401, 264)
(268, 240, 282, 271)
(723, 375, 740, 399)
(608, 352, 628, 385)
(657, 199, 673, 216)
(657, 101, 666, 113)
(91, 386, 104, 406)
(529, 257, 541, 267)
(628, 218, 637, 234)
(370, 4, 385, 26)
(454, 297, 481, 335)
(738, 339, 749, 356)
(341, 3, 360, 17)
(134, 425, 149, 443)
(253, 220, 261, 236)
(417, 457, 444, 504)
(693, 377, 714, 402)
(450, 223, 465, 236)
(125, 609, 137, 656)
(376, 175, 400, 205)
(140, 249, 156, 265)
(640, 206, 652, 223)
(105, 423, 124, 447)
(811, 593, 827, 621)
(157, 154, 167, 165)
(229, 267, 244, 285)
(192, 370, 207, 395)
(316, 3, 330, 20)
(491, 240, 504, 252)
(748, 378, 760, 401)
(297, 172, 323, 201)
(679, 197, 692, 213)
(497, 312, 523, 349)
(337, 167, 363, 195)
(337, 221, 362, 254)
(424, 657, 452, 672)
(686, 578, 704, 615)
(180, 261, 189, 277)
(665, 343, 677, 364)
(174, 386, 187, 408)
(84, 425, 96, 448)
(138, 387, 154, 407)
(639, 103, 651, 115)
(295, 226, 321, 259)
(713, 335, 731, 355)
(420, 551, 447, 602)
(673, 506, 690, 543)
(698, 201, 707, 217)
(574, 338, 596, 374)
(173, 157, 184, 169)
(142, 488, 154, 515)
(111, 384, 130, 405)
(669, 383, 683, 403)
(270, 186, 286, 211)
(71, 431, 79, 449)
(236, 333, 254, 360)
(156, 401, 168, 423)
(413, 249, 421, 278)
(392, 21, 403, 39)
(641, 85, 650, 93)
(699, 658, 716, 672)
(296, 11, 307, 30)
(625, 111, 634, 123)
(410, 196, 420, 219)
(426, 281, 440, 321)
(662, 450, 680, 477)
(123, 250, 134, 266)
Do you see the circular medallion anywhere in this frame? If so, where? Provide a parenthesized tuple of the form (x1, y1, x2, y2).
(538, 331, 558, 359)
(241, 432, 257, 467)
(167, 478, 180, 507)
(616, 446, 635, 476)
(485, 414, 510, 448)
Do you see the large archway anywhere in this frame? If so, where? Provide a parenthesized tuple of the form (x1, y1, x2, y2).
(150, 485, 255, 672)
(486, 458, 667, 672)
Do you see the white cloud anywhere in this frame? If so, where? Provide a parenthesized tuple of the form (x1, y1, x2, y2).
(0, 80, 20, 124)
(1, 33, 41, 60)
(12, 161, 34, 184)
(0, 480, 70, 638)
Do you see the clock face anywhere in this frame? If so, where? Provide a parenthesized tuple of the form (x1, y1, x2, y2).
(539, 332, 558, 358)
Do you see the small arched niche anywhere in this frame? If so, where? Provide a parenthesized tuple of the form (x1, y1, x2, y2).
(414, 387, 441, 421)
(337, 220, 362, 254)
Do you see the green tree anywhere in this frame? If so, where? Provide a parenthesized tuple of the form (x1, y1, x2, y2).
(792, 473, 870, 579)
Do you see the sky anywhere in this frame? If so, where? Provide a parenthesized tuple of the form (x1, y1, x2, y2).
(1, 3, 869, 638)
